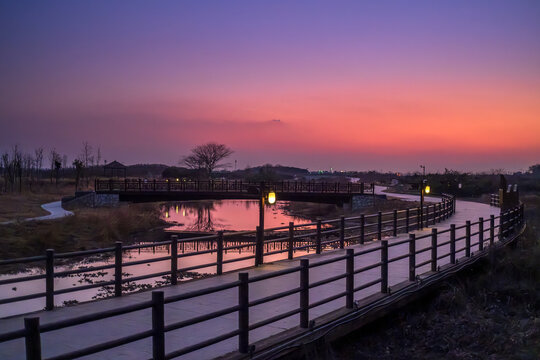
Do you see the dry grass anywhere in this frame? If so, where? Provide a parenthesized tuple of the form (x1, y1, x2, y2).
(0, 203, 167, 266)
(0, 181, 74, 222)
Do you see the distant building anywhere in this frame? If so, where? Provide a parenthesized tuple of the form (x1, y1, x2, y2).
(103, 160, 127, 178)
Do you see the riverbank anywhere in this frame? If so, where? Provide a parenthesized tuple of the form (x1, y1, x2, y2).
(328, 193, 540, 360)
(0, 203, 167, 271)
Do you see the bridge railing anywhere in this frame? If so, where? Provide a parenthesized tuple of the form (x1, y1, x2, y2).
(94, 179, 375, 194)
(0, 204, 525, 360)
(0, 195, 455, 311)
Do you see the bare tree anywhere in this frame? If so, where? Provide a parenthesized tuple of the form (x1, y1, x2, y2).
(96, 147, 102, 167)
(181, 143, 233, 178)
(34, 147, 44, 179)
(81, 142, 93, 187)
(73, 158, 84, 191)
(48, 148, 61, 184)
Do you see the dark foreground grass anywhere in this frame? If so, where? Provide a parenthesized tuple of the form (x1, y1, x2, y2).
(326, 194, 540, 360)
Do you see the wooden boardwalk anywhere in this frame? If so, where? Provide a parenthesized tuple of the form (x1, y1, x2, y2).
(0, 195, 501, 360)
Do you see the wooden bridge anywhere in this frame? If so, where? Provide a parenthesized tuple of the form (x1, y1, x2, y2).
(0, 190, 526, 360)
(94, 179, 376, 204)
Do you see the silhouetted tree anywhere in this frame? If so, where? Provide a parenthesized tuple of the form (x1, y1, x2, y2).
(73, 159, 84, 190)
(182, 143, 233, 178)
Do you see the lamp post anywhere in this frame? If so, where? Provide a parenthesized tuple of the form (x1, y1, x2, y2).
(419, 165, 427, 229)
(256, 182, 276, 265)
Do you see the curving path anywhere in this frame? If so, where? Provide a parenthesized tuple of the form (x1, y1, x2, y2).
(0, 201, 73, 225)
(0, 190, 501, 360)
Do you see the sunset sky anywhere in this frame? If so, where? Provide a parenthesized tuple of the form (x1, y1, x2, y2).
(1, 1, 539, 172)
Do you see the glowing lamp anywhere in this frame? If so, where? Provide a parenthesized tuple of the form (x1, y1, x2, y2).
(267, 191, 276, 205)
(424, 185, 430, 194)
(176, 178, 179, 182)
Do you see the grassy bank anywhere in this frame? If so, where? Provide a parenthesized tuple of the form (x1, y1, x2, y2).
(0, 182, 75, 222)
(0, 203, 167, 268)
(328, 193, 540, 360)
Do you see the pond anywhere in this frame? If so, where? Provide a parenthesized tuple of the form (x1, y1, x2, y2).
(162, 200, 321, 232)
(0, 200, 333, 318)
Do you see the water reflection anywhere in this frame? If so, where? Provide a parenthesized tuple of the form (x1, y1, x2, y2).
(162, 200, 314, 232)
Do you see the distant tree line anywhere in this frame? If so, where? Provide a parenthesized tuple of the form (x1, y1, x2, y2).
(0, 142, 103, 193)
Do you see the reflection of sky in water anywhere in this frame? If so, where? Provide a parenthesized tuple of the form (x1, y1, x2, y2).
(162, 200, 314, 232)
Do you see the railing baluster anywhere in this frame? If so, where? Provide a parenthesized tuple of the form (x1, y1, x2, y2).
(346, 249, 354, 308)
(466, 221, 471, 257)
(115, 242, 123, 297)
(381, 240, 388, 293)
(409, 234, 416, 281)
(478, 217, 484, 251)
(255, 226, 263, 266)
(393, 209, 397, 237)
(431, 228, 437, 272)
(490, 215, 495, 246)
(217, 231, 224, 275)
(450, 224, 456, 264)
(45, 249, 54, 311)
(360, 214, 365, 244)
(405, 208, 410, 233)
(238, 273, 249, 353)
(171, 235, 178, 285)
(288, 222, 294, 260)
(300, 259, 309, 328)
(316, 219, 322, 254)
(340, 216, 345, 249)
(24, 317, 41, 360)
(152, 291, 165, 360)
(377, 211, 382, 241)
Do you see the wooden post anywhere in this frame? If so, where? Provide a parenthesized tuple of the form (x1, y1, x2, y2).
(393, 209, 398, 237)
(346, 249, 354, 308)
(490, 215, 495, 246)
(340, 216, 345, 249)
(478, 217, 484, 251)
(288, 222, 294, 260)
(255, 226, 263, 266)
(405, 209, 410, 233)
(377, 211, 382, 241)
(316, 219, 322, 254)
(171, 236, 178, 285)
(450, 224, 456, 264)
(409, 234, 416, 281)
(466, 221, 471, 257)
(360, 182, 364, 194)
(360, 214, 365, 244)
(417, 207, 421, 229)
(45, 249, 54, 311)
(300, 259, 309, 328)
(24, 317, 41, 360)
(115, 242, 123, 297)
(431, 228, 437, 272)
(238, 273, 249, 353)
(217, 231, 224, 275)
(381, 240, 388, 293)
(152, 291, 165, 360)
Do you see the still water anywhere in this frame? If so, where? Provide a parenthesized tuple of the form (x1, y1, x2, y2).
(162, 200, 316, 232)
(0, 200, 327, 318)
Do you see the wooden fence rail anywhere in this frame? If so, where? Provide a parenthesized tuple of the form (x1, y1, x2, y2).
(0, 203, 525, 360)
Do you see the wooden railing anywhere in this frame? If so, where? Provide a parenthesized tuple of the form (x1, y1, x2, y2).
(0, 195, 455, 310)
(95, 179, 375, 195)
(0, 202, 526, 360)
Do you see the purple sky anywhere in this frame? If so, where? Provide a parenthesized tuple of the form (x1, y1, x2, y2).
(1, 1, 539, 172)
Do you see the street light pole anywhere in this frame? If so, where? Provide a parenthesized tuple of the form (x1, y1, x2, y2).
(259, 181, 265, 232)
(420, 165, 426, 229)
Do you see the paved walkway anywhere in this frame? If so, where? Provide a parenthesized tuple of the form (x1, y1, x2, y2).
(0, 194, 500, 360)
(0, 201, 73, 225)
